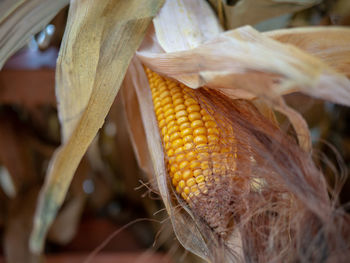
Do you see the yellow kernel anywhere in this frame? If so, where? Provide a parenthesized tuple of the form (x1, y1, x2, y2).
(159, 119, 166, 129)
(178, 180, 186, 189)
(157, 113, 164, 122)
(177, 116, 188, 125)
(195, 175, 205, 184)
(184, 98, 197, 106)
(193, 169, 202, 177)
(190, 160, 201, 169)
(170, 132, 181, 141)
(176, 110, 187, 119)
(183, 170, 193, 180)
(194, 135, 207, 145)
(187, 178, 196, 187)
(174, 147, 183, 155)
(181, 192, 188, 200)
(170, 165, 177, 173)
(183, 186, 191, 195)
(193, 127, 206, 136)
(159, 90, 170, 99)
(161, 97, 172, 106)
(186, 151, 196, 161)
(173, 172, 181, 182)
(202, 114, 213, 122)
(208, 128, 219, 135)
(172, 139, 183, 148)
(181, 128, 192, 137)
(201, 161, 209, 170)
(168, 125, 179, 135)
(183, 135, 193, 143)
(197, 152, 209, 161)
(165, 114, 176, 123)
(175, 104, 186, 111)
(173, 98, 184, 106)
(205, 121, 217, 128)
(180, 122, 191, 130)
(176, 154, 186, 163)
(179, 161, 189, 170)
(183, 143, 194, 151)
(208, 134, 219, 143)
(187, 104, 201, 113)
(191, 120, 204, 129)
(188, 112, 201, 122)
(164, 108, 174, 118)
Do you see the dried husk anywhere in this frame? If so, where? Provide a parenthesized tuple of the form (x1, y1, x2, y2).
(0, 0, 68, 69)
(30, 0, 164, 254)
(138, 25, 350, 150)
(208, 0, 320, 29)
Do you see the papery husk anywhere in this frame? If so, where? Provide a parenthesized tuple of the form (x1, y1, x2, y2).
(0, 0, 68, 69)
(265, 27, 350, 77)
(138, 25, 350, 151)
(30, 0, 164, 254)
(208, 0, 320, 29)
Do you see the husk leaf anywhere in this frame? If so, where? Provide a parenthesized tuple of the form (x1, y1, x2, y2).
(138, 25, 350, 150)
(0, 0, 68, 69)
(265, 27, 350, 77)
(209, 0, 320, 29)
(30, 0, 164, 254)
(153, 0, 222, 52)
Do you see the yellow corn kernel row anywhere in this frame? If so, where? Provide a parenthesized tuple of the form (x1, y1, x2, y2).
(145, 68, 237, 203)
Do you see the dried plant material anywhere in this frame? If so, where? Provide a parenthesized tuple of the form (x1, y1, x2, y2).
(138, 25, 350, 150)
(30, 0, 164, 254)
(153, 0, 222, 52)
(220, 0, 320, 29)
(0, 0, 68, 69)
(0, 0, 25, 23)
(265, 26, 350, 77)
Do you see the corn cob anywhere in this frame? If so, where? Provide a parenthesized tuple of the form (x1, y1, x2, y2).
(145, 68, 238, 235)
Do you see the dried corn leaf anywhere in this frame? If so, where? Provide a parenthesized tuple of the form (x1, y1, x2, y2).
(153, 0, 222, 52)
(0, 0, 25, 23)
(0, 0, 68, 69)
(219, 0, 320, 29)
(265, 27, 350, 77)
(30, 0, 164, 254)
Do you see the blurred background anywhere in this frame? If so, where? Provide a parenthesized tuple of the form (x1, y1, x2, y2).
(0, 0, 349, 262)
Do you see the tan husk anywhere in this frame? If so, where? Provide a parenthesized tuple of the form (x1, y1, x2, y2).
(0, 0, 69, 69)
(30, 0, 164, 254)
(208, 0, 320, 29)
(138, 25, 350, 151)
(265, 27, 350, 77)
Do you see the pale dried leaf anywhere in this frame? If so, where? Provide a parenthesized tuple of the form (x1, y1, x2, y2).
(138, 25, 350, 150)
(265, 26, 350, 77)
(0, 0, 25, 24)
(30, 0, 164, 254)
(221, 0, 320, 29)
(0, 0, 68, 69)
(153, 0, 222, 52)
